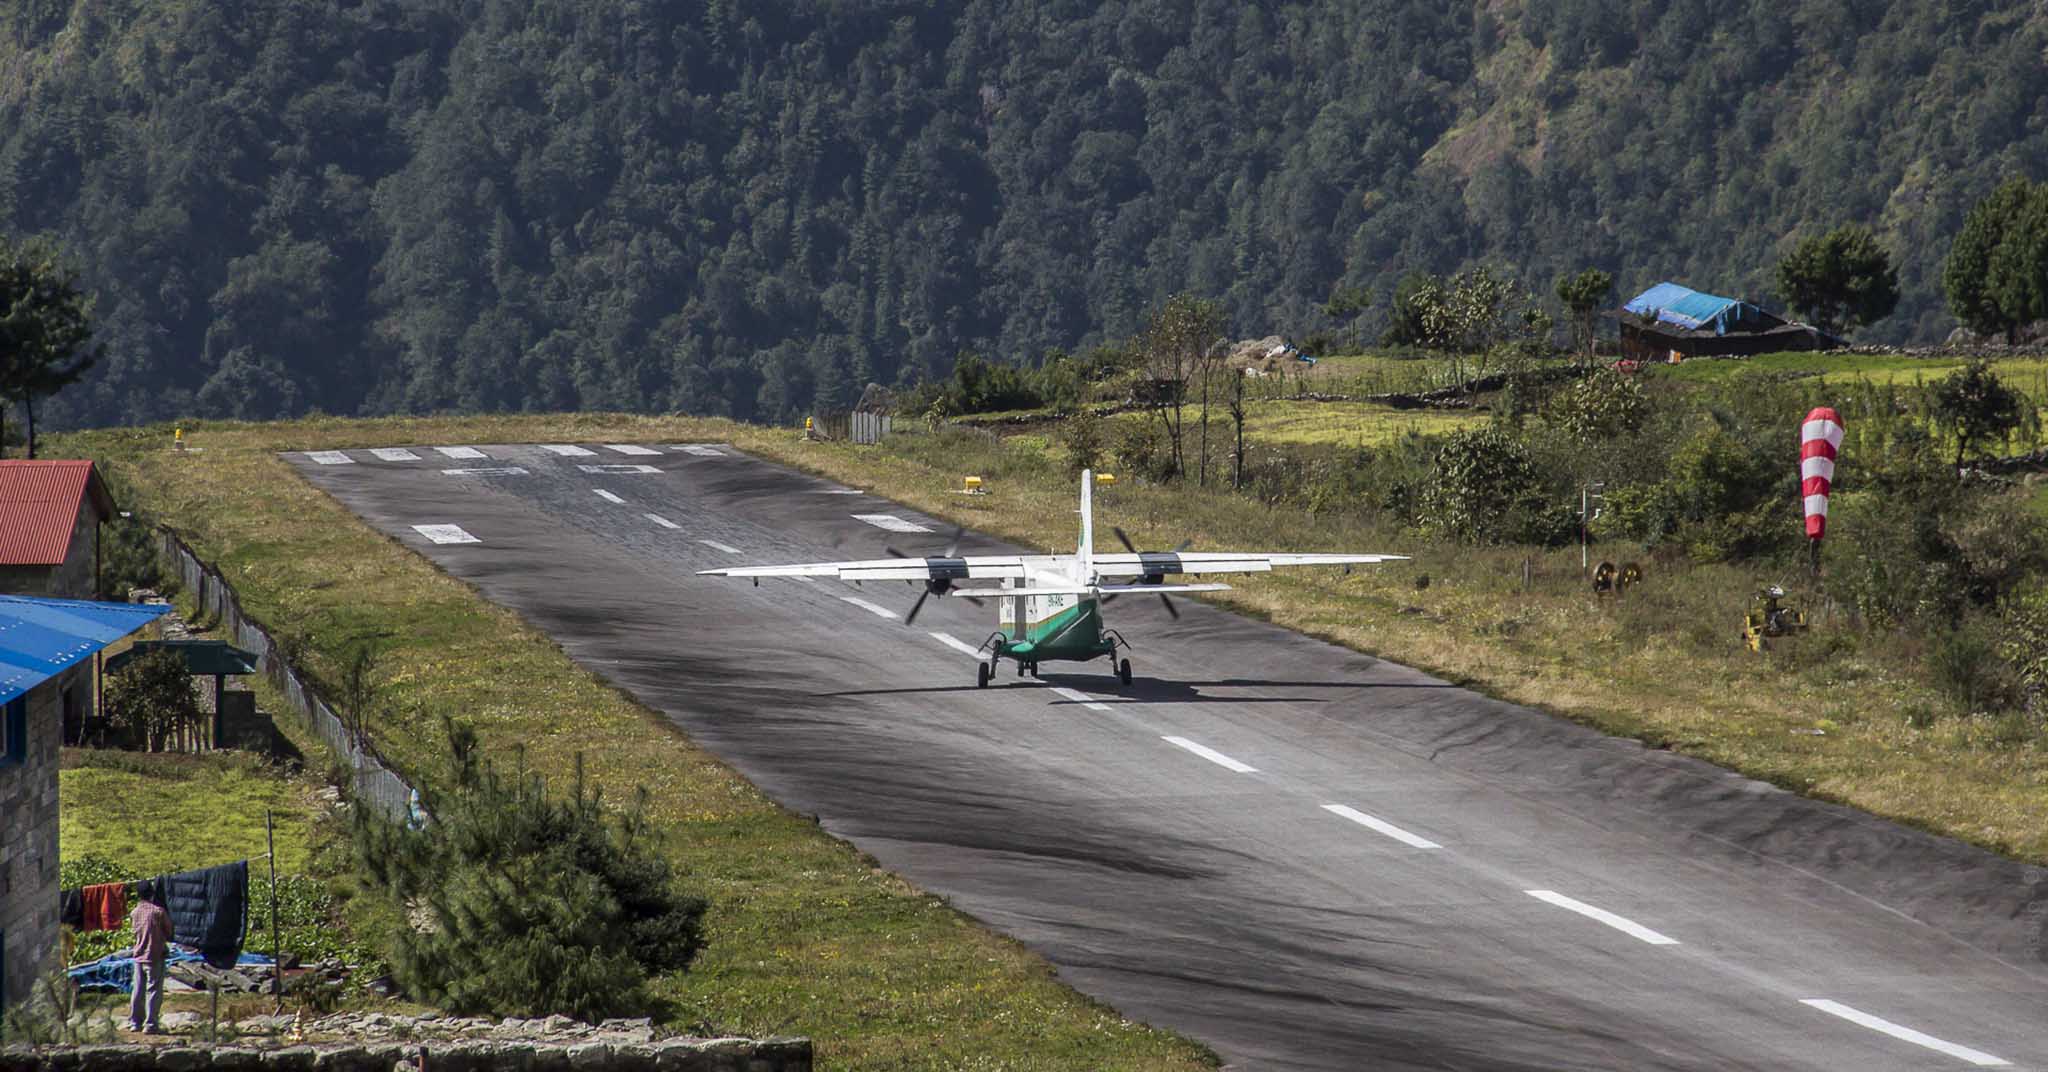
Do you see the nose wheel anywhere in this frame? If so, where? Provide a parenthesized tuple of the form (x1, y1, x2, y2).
(977, 661, 991, 689)
(1118, 658, 1132, 686)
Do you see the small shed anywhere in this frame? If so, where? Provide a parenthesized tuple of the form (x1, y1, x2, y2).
(1614, 282, 1837, 360)
(105, 639, 261, 749)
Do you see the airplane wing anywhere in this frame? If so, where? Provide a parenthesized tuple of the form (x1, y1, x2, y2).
(1091, 551, 1407, 578)
(698, 554, 1032, 583)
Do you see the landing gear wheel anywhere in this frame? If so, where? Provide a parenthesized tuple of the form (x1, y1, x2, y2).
(977, 662, 990, 689)
(1118, 658, 1133, 686)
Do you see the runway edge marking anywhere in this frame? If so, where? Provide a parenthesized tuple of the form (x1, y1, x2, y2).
(840, 596, 899, 619)
(929, 632, 985, 658)
(1050, 686, 1113, 712)
(699, 539, 742, 554)
(593, 489, 625, 504)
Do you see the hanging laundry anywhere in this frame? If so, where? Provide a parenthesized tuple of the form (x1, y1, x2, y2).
(153, 860, 249, 968)
(81, 882, 127, 931)
(59, 887, 84, 929)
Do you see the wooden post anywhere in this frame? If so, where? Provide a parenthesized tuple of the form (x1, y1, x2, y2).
(267, 810, 281, 1006)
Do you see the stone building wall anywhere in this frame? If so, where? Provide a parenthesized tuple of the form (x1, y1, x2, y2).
(0, 665, 80, 1019)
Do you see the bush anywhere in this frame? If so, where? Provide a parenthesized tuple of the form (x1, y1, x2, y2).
(1061, 407, 1106, 477)
(1419, 427, 1568, 544)
(1927, 618, 2022, 715)
(1544, 368, 1650, 444)
(102, 648, 200, 751)
(1112, 420, 1176, 483)
(351, 720, 707, 1019)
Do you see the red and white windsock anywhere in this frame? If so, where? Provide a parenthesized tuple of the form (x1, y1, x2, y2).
(1800, 406, 1844, 540)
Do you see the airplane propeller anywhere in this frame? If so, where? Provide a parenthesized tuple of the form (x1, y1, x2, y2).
(1106, 527, 1193, 620)
(887, 524, 982, 624)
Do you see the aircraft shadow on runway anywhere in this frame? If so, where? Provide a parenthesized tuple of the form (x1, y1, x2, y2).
(822, 676, 1456, 705)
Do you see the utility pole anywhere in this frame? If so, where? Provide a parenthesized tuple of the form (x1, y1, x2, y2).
(1579, 483, 1605, 575)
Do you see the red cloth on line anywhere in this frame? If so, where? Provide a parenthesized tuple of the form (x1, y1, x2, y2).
(81, 883, 127, 932)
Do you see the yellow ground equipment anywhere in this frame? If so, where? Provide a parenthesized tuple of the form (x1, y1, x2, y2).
(1743, 585, 1806, 652)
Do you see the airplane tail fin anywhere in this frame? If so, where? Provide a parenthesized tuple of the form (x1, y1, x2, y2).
(1078, 468, 1094, 581)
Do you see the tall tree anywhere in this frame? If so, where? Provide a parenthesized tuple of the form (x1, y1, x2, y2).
(1775, 225, 1899, 335)
(1554, 268, 1614, 361)
(1135, 293, 1227, 482)
(1945, 179, 2048, 342)
(0, 237, 100, 458)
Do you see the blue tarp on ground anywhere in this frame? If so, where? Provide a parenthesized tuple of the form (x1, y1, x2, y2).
(1623, 281, 1773, 336)
(68, 949, 274, 992)
(0, 595, 169, 705)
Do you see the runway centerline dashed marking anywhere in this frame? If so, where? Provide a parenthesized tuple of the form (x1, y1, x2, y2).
(604, 443, 662, 455)
(929, 632, 986, 658)
(541, 444, 597, 456)
(306, 451, 353, 465)
(840, 596, 899, 619)
(1161, 736, 1257, 773)
(577, 463, 661, 475)
(411, 524, 479, 545)
(1524, 890, 1678, 946)
(1800, 1000, 2008, 1067)
(434, 446, 486, 459)
(593, 490, 625, 504)
(1322, 804, 1441, 849)
(644, 513, 681, 530)
(1049, 686, 1113, 712)
(699, 539, 742, 554)
(441, 467, 528, 476)
(368, 448, 419, 461)
(853, 513, 932, 533)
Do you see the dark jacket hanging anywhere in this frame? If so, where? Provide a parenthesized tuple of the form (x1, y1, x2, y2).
(153, 861, 249, 968)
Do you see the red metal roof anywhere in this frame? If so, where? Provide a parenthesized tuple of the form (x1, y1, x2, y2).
(0, 460, 117, 566)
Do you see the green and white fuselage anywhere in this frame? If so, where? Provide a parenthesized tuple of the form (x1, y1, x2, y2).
(699, 470, 1406, 687)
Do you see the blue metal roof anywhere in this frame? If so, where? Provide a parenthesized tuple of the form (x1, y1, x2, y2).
(0, 595, 170, 705)
(1623, 282, 1773, 336)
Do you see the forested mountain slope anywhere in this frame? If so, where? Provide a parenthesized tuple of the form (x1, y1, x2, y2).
(4, 0, 2044, 427)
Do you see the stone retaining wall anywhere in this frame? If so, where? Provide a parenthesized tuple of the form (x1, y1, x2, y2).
(0, 1036, 811, 1071)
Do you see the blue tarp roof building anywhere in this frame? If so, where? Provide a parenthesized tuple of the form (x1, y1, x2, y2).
(0, 595, 169, 706)
(1623, 282, 1783, 336)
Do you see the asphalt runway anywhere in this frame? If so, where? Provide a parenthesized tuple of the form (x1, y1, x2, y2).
(288, 443, 2048, 1071)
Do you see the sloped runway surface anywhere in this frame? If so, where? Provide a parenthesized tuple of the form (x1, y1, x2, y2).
(289, 444, 2048, 1071)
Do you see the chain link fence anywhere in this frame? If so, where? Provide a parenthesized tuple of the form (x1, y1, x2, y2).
(158, 531, 419, 821)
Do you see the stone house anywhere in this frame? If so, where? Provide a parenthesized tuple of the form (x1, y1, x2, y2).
(0, 460, 118, 599)
(0, 595, 167, 1024)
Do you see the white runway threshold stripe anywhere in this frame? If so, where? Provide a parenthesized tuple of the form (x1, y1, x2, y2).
(368, 448, 419, 461)
(541, 444, 597, 456)
(1161, 736, 1257, 773)
(643, 513, 681, 530)
(604, 443, 663, 455)
(699, 539, 742, 554)
(929, 632, 986, 658)
(1524, 890, 1679, 946)
(593, 489, 625, 504)
(412, 524, 479, 545)
(434, 446, 487, 459)
(1050, 687, 1113, 712)
(853, 513, 932, 533)
(675, 444, 726, 457)
(1800, 1000, 2009, 1067)
(840, 596, 899, 619)
(306, 451, 353, 465)
(1321, 804, 1441, 849)
(578, 463, 662, 475)
(441, 467, 528, 476)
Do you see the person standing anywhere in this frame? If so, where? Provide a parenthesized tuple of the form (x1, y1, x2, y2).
(126, 881, 170, 1034)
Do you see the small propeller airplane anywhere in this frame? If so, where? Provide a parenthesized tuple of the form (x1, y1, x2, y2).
(698, 470, 1406, 688)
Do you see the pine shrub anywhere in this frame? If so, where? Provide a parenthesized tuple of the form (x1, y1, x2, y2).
(352, 719, 706, 1019)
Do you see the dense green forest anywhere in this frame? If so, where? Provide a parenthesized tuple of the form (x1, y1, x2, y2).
(4, 0, 2046, 428)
